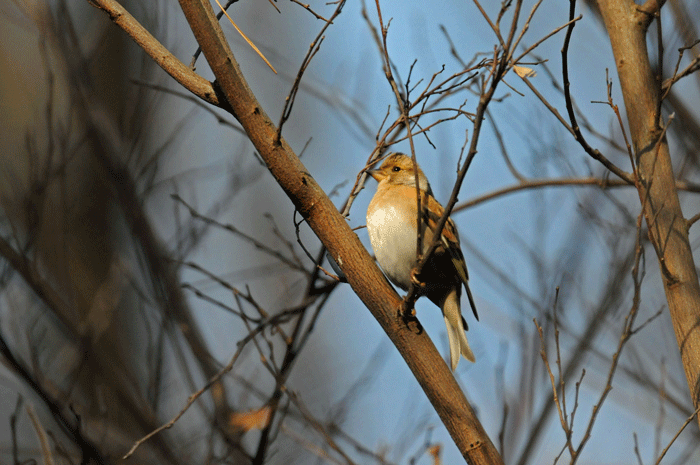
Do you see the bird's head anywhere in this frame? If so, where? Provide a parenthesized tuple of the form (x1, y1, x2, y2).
(367, 153, 431, 193)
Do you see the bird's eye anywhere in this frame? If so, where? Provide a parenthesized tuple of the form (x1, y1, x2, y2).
(392, 166, 401, 172)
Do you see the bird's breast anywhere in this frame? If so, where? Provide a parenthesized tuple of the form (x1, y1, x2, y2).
(366, 201, 419, 289)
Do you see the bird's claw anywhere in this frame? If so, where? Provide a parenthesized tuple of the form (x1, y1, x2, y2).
(409, 268, 425, 288)
(399, 300, 423, 334)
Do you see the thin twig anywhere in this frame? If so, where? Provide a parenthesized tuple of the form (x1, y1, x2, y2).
(10, 395, 23, 465)
(661, 44, 700, 97)
(654, 406, 700, 465)
(487, 107, 524, 181)
(562, 0, 634, 184)
(289, 0, 331, 22)
(124, 324, 260, 459)
(534, 317, 574, 455)
(633, 433, 644, 465)
(605, 70, 637, 178)
(511, 14, 581, 72)
(453, 177, 626, 211)
(276, 0, 346, 141)
(27, 404, 55, 465)
(173, 194, 307, 272)
(471, 0, 506, 51)
(285, 391, 359, 465)
(214, 0, 277, 73)
(686, 211, 700, 230)
(570, 211, 647, 464)
(509, 0, 546, 60)
(131, 79, 244, 134)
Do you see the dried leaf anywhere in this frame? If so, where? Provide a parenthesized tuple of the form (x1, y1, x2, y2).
(429, 444, 442, 465)
(513, 64, 537, 78)
(229, 406, 272, 432)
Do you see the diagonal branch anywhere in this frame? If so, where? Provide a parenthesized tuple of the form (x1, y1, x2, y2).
(562, 0, 634, 184)
(88, 0, 229, 109)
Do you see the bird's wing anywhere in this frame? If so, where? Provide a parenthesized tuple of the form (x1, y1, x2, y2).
(421, 195, 466, 276)
(422, 193, 479, 321)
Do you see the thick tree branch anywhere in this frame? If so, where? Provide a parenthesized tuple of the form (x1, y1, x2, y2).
(88, 0, 228, 109)
(597, 0, 700, 424)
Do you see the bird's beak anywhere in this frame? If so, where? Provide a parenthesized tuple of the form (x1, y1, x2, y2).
(367, 168, 383, 181)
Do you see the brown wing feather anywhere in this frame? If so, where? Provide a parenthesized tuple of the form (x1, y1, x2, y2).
(421, 193, 479, 321)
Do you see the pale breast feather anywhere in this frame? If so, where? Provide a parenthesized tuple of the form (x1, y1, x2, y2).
(366, 204, 418, 289)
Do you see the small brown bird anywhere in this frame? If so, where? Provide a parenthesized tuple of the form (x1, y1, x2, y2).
(366, 153, 478, 370)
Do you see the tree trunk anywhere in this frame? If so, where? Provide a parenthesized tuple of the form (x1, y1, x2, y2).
(597, 0, 700, 421)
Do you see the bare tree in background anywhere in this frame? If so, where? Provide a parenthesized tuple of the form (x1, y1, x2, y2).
(1, 0, 700, 464)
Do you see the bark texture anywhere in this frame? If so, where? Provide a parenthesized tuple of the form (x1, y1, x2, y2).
(597, 0, 700, 418)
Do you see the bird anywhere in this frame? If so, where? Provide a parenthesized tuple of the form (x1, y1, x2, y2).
(366, 153, 478, 370)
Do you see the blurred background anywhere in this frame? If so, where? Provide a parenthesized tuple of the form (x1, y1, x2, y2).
(1, 0, 699, 463)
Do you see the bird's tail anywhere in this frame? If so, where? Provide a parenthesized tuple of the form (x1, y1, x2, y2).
(442, 289, 475, 370)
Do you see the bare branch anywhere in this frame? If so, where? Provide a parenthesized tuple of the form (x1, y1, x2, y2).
(276, 0, 346, 141)
(654, 405, 700, 465)
(562, 0, 634, 184)
(662, 50, 700, 97)
(124, 335, 249, 459)
(88, 0, 227, 108)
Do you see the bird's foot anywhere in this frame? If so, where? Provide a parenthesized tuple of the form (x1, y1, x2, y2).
(409, 268, 426, 288)
(399, 299, 423, 334)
